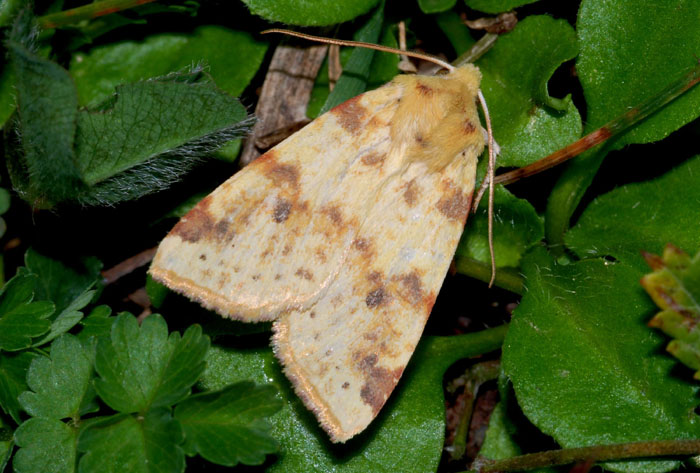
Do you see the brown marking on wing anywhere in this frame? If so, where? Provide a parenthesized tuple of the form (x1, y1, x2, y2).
(331, 95, 367, 135)
(394, 271, 424, 305)
(464, 120, 477, 134)
(199, 254, 206, 261)
(365, 287, 390, 308)
(264, 162, 300, 188)
(361, 152, 386, 166)
(437, 188, 472, 222)
(315, 247, 327, 263)
(295, 268, 314, 280)
(170, 196, 215, 243)
(403, 179, 419, 207)
(356, 353, 404, 415)
(322, 205, 344, 226)
(342, 382, 350, 389)
(254, 148, 278, 164)
(282, 244, 293, 256)
(273, 198, 292, 223)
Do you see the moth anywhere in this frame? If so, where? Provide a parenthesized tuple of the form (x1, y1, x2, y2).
(149, 34, 496, 442)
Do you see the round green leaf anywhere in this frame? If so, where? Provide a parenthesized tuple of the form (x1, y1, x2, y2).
(503, 247, 700, 473)
(14, 418, 77, 473)
(464, 0, 540, 14)
(241, 0, 379, 26)
(566, 155, 700, 271)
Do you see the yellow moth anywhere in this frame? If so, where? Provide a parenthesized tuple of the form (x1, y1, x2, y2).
(149, 35, 494, 442)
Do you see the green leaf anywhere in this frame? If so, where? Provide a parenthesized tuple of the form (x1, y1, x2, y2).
(464, 0, 540, 14)
(0, 351, 36, 423)
(32, 289, 95, 347)
(319, 3, 384, 114)
(19, 335, 95, 419)
(199, 326, 506, 472)
(0, 428, 11, 473)
(0, 273, 54, 352)
(24, 249, 101, 315)
(145, 276, 168, 309)
(641, 245, 700, 378)
(94, 314, 209, 413)
(546, 0, 700, 249)
(0, 65, 16, 129)
(566, 155, 700, 272)
(7, 39, 83, 206)
(418, 0, 456, 14)
(70, 26, 268, 107)
(78, 409, 184, 473)
(457, 15, 579, 269)
(502, 247, 700, 473)
(477, 15, 581, 168)
(75, 305, 113, 346)
(0, 188, 10, 215)
(241, 0, 379, 26)
(73, 76, 251, 205)
(175, 382, 281, 466)
(13, 418, 77, 473)
(457, 186, 543, 268)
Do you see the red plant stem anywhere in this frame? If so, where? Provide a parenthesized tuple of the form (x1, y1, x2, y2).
(494, 62, 700, 186)
(467, 439, 700, 472)
(37, 0, 157, 29)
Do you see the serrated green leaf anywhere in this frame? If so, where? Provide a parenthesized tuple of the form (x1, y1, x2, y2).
(464, 0, 539, 13)
(19, 335, 95, 419)
(0, 273, 54, 352)
(566, 155, 700, 272)
(24, 249, 101, 315)
(418, 0, 456, 14)
(14, 418, 77, 473)
(242, 0, 379, 26)
(78, 409, 184, 473)
(175, 382, 281, 466)
(75, 305, 113, 347)
(32, 289, 95, 347)
(641, 245, 700, 378)
(546, 0, 700, 249)
(502, 247, 700, 473)
(94, 314, 209, 413)
(7, 38, 83, 206)
(199, 327, 506, 472)
(319, 3, 384, 115)
(145, 276, 168, 309)
(73, 78, 250, 205)
(0, 351, 36, 423)
(457, 186, 543, 268)
(70, 26, 267, 107)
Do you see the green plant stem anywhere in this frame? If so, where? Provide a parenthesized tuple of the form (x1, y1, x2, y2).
(37, 0, 156, 29)
(455, 256, 524, 294)
(463, 439, 700, 472)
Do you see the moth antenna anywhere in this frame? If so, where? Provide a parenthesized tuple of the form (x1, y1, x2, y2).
(262, 28, 455, 72)
(476, 90, 497, 287)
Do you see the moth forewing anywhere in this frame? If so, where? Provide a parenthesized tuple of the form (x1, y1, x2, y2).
(149, 65, 485, 442)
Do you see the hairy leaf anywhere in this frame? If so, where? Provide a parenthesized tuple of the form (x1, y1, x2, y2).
(503, 247, 700, 473)
(175, 382, 281, 466)
(641, 244, 700, 378)
(94, 314, 209, 413)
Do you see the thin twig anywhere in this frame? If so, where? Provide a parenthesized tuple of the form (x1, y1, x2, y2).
(101, 247, 157, 285)
(38, 0, 156, 29)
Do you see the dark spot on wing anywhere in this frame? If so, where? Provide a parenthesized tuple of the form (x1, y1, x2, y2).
(464, 120, 476, 134)
(396, 271, 424, 305)
(170, 196, 215, 243)
(265, 162, 300, 188)
(366, 287, 389, 308)
(331, 95, 367, 135)
(322, 205, 343, 226)
(295, 268, 313, 280)
(273, 198, 292, 223)
(342, 382, 350, 389)
(356, 353, 404, 415)
(437, 188, 472, 222)
(361, 152, 386, 166)
(403, 179, 419, 207)
(416, 83, 433, 95)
